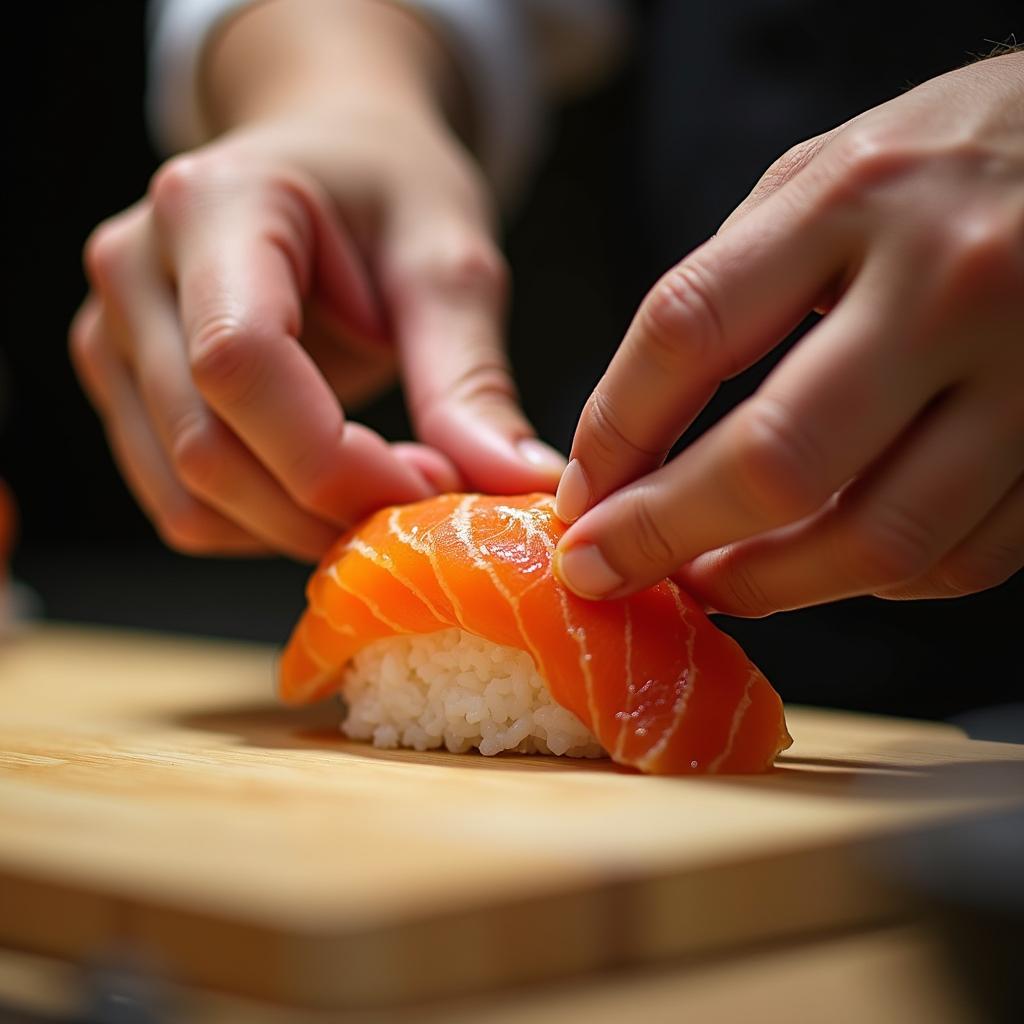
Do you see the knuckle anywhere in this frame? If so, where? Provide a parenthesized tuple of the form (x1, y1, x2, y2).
(444, 359, 516, 407)
(583, 387, 663, 466)
(148, 154, 212, 214)
(407, 233, 508, 304)
(830, 126, 909, 190)
(842, 503, 936, 588)
(412, 361, 518, 441)
(715, 552, 775, 618)
(761, 136, 826, 190)
(728, 398, 826, 523)
(189, 318, 268, 403)
(639, 260, 724, 370)
(624, 488, 679, 571)
(83, 217, 132, 291)
(942, 215, 1024, 294)
(170, 416, 224, 494)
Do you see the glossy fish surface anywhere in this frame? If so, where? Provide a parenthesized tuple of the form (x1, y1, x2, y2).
(280, 494, 792, 774)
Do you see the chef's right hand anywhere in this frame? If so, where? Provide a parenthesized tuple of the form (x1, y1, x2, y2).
(552, 52, 1024, 613)
(71, 0, 564, 561)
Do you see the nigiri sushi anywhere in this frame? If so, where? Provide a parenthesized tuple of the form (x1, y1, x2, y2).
(280, 493, 792, 774)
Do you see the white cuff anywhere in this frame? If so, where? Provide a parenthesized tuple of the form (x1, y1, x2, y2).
(146, 0, 260, 156)
(392, 0, 540, 204)
(147, 0, 626, 203)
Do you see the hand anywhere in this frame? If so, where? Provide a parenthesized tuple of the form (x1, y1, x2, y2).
(554, 53, 1024, 614)
(71, 0, 564, 561)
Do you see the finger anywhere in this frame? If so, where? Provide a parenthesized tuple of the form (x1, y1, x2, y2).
(69, 298, 109, 408)
(874, 476, 1023, 601)
(69, 306, 267, 556)
(554, 258, 952, 598)
(391, 442, 464, 493)
(102, 213, 339, 561)
(676, 387, 1023, 615)
(383, 207, 567, 493)
(305, 183, 388, 346)
(150, 159, 432, 523)
(555, 181, 849, 524)
(301, 305, 397, 407)
(717, 126, 846, 235)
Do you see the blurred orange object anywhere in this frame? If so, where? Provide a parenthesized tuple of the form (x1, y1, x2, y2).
(0, 477, 15, 563)
(0, 478, 15, 627)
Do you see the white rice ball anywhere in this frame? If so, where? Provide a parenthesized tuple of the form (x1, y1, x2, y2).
(341, 627, 605, 759)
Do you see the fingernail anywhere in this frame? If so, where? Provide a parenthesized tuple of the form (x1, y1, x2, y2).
(555, 544, 624, 599)
(554, 459, 590, 523)
(517, 438, 568, 477)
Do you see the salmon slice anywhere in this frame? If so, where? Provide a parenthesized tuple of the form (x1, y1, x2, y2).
(280, 493, 792, 774)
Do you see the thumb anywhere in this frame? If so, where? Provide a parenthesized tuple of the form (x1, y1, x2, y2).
(382, 214, 566, 494)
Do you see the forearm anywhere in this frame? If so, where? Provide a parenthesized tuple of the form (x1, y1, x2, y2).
(200, 0, 471, 137)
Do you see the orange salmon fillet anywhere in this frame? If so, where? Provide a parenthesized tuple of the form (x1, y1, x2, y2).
(280, 493, 792, 774)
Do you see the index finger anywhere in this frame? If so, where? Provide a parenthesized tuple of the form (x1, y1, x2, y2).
(555, 185, 846, 523)
(152, 161, 432, 524)
(382, 197, 567, 494)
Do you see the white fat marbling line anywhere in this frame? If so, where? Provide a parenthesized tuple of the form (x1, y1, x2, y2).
(386, 504, 468, 630)
(302, 614, 331, 668)
(635, 580, 700, 772)
(706, 669, 758, 774)
(494, 500, 600, 737)
(309, 605, 356, 639)
(612, 604, 634, 761)
(290, 613, 345, 702)
(451, 496, 551, 688)
(326, 562, 408, 634)
(349, 535, 446, 626)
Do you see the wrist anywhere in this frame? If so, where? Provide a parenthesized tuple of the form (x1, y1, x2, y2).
(201, 0, 471, 139)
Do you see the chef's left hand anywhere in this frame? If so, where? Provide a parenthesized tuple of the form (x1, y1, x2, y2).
(554, 52, 1024, 614)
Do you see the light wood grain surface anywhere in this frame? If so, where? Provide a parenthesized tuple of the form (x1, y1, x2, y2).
(1, 625, 1021, 1009)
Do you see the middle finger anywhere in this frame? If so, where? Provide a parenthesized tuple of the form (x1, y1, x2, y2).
(678, 383, 1023, 615)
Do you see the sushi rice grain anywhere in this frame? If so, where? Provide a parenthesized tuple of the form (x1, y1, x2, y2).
(341, 627, 605, 759)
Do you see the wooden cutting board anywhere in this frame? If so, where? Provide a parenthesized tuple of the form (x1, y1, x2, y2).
(1, 625, 1021, 1010)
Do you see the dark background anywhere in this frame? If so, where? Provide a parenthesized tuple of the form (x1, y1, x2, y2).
(3, 1, 1020, 718)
